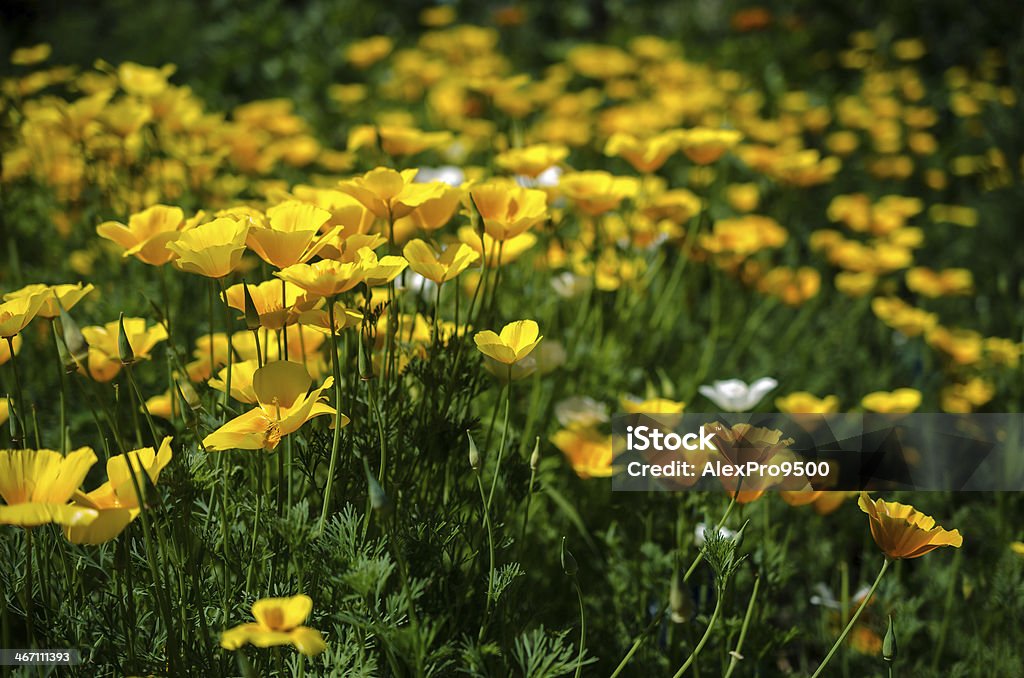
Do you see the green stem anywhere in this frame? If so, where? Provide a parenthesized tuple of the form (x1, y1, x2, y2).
(475, 471, 496, 641)
(671, 588, 723, 678)
(23, 528, 33, 647)
(486, 373, 512, 512)
(723, 575, 760, 678)
(810, 558, 891, 678)
(318, 299, 345, 534)
(50, 321, 68, 455)
(573, 578, 586, 678)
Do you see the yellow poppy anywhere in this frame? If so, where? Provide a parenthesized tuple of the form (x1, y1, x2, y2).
(64, 438, 174, 544)
(604, 132, 678, 173)
(558, 171, 638, 216)
(357, 248, 409, 287)
(474, 320, 543, 365)
(97, 204, 188, 266)
(776, 392, 840, 414)
(337, 167, 446, 220)
(276, 259, 364, 299)
(224, 279, 311, 330)
(247, 201, 336, 268)
(166, 216, 249, 278)
(858, 493, 963, 559)
(495, 144, 570, 178)
(551, 428, 613, 479)
(3, 283, 95, 319)
(80, 318, 168, 382)
(673, 127, 742, 164)
(0, 293, 47, 338)
(468, 180, 548, 240)
(220, 594, 326, 656)
(861, 388, 921, 413)
(203, 361, 344, 452)
(402, 239, 479, 283)
(0, 448, 99, 527)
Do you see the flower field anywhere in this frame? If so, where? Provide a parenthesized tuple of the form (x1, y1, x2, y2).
(1, 2, 1023, 676)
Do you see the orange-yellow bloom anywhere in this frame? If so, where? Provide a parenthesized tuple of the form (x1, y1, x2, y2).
(220, 594, 326, 656)
(224, 279, 311, 330)
(247, 201, 335, 268)
(861, 389, 921, 413)
(558, 171, 639, 216)
(167, 216, 249, 278)
(474, 320, 543, 365)
(0, 293, 47, 338)
(337, 168, 446, 220)
(3, 283, 95, 319)
(276, 259, 364, 299)
(65, 438, 173, 544)
(80, 317, 168, 382)
(468, 181, 548, 241)
(97, 204, 189, 267)
(552, 428, 613, 479)
(495, 144, 570, 178)
(0, 447, 99, 527)
(858, 493, 963, 559)
(402, 239, 479, 283)
(203, 361, 344, 451)
(604, 132, 678, 173)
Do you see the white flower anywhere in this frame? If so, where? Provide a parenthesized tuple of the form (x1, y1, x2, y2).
(415, 165, 465, 186)
(554, 396, 609, 429)
(516, 165, 563, 188)
(694, 522, 736, 547)
(550, 272, 591, 299)
(698, 377, 778, 412)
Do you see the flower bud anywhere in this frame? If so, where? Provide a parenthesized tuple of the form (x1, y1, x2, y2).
(467, 430, 480, 471)
(669, 569, 694, 623)
(529, 437, 541, 472)
(366, 466, 392, 515)
(56, 303, 89, 369)
(882, 614, 897, 663)
(242, 281, 261, 331)
(560, 536, 578, 576)
(117, 312, 135, 364)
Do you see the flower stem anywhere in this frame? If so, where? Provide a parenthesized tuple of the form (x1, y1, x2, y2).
(486, 372, 512, 512)
(810, 558, 891, 678)
(573, 577, 586, 678)
(318, 299, 344, 534)
(23, 528, 34, 647)
(475, 470, 495, 642)
(723, 575, 760, 678)
(671, 587, 723, 678)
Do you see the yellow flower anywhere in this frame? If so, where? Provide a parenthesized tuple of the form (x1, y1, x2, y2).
(203, 361, 344, 452)
(357, 248, 409, 287)
(337, 168, 446, 221)
(0, 448, 99, 527)
(275, 259, 364, 300)
(0, 292, 47, 338)
(871, 298, 937, 337)
(221, 594, 326, 656)
(776, 392, 840, 414)
(3, 283, 95, 319)
(377, 126, 453, 157)
(558, 171, 638, 216)
(97, 204, 188, 266)
(495, 144, 570, 178)
(551, 428, 613, 479)
(927, 326, 983, 365)
(699, 216, 787, 256)
(725, 183, 760, 212)
(474, 320, 543, 365)
(167, 216, 249, 278)
(905, 267, 973, 298)
(468, 180, 548, 240)
(208, 360, 261, 404)
(117, 62, 175, 97)
(0, 398, 7, 428)
(835, 271, 877, 297)
(402, 239, 479, 283)
(858, 493, 962, 559)
(345, 35, 393, 69)
(861, 388, 921, 413)
(246, 201, 335, 268)
(224, 279, 310, 330)
(11, 43, 52, 66)
(674, 127, 742, 165)
(401, 186, 463, 232)
(604, 132, 678, 173)
(297, 302, 363, 336)
(64, 438, 173, 544)
(80, 317, 168, 382)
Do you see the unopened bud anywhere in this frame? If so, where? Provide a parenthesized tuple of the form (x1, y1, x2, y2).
(56, 302, 89, 369)
(242, 281, 261, 331)
(117, 312, 135, 364)
(529, 437, 541, 471)
(467, 430, 480, 471)
(882, 614, 897, 663)
(670, 569, 694, 623)
(367, 466, 392, 515)
(560, 536, 578, 576)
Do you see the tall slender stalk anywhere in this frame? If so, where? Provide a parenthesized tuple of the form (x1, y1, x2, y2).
(810, 558, 891, 678)
(318, 299, 345, 534)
